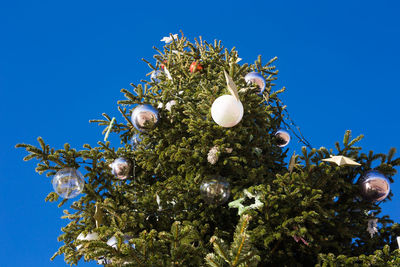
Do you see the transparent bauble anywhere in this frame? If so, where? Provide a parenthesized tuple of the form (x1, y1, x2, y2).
(244, 72, 266, 94)
(109, 157, 131, 180)
(211, 95, 243, 127)
(360, 170, 390, 202)
(150, 70, 163, 83)
(200, 176, 231, 204)
(100, 235, 135, 264)
(52, 168, 85, 199)
(76, 232, 99, 250)
(131, 104, 159, 132)
(275, 129, 291, 147)
(129, 134, 142, 148)
(107, 235, 135, 249)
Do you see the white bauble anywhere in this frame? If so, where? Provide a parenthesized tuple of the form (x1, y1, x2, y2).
(211, 95, 244, 127)
(76, 232, 99, 250)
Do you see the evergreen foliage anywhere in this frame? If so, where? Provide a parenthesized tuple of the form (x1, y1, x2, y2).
(17, 33, 400, 266)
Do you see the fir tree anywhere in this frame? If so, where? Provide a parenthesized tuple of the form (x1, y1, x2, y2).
(17, 33, 400, 266)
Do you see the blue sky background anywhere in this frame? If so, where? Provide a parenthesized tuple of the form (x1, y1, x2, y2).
(1, 0, 399, 266)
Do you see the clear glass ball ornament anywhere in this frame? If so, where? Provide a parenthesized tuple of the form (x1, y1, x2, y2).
(129, 134, 142, 148)
(150, 70, 163, 83)
(244, 72, 266, 94)
(76, 232, 99, 250)
(275, 129, 291, 147)
(200, 177, 231, 204)
(100, 235, 135, 264)
(131, 104, 159, 132)
(211, 95, 243, 128)
(107, 235, 135, 249)
(52, 168, 85, 199)
(109, 157, 131, 180)
(360, 170, 390, 202)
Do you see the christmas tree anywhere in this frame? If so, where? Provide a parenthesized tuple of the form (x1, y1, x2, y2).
(17, 33, 400, 266)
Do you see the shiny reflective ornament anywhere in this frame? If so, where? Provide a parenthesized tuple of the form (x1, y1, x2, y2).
(76, 232, 99, 250)
(150, 70, 163, 83)
(275, 129, 291, 147)
(200, 177, 231, 204)
(52, 168, 85, 199)
(100, 236, 135, 264)
(211, 95, 244, 127)
(244, 72, 266, 94)
(160, 60, 168, 70)
(360, 170, 390, 202)
(129, 134, 142, 148)
(109, 157, 131, 180)
(131, 104, 159, 132)
(190, 61, 203, 73)
(107, 235, 135, 249)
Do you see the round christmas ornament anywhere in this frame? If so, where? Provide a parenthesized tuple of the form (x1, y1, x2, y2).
(244, 72, 266, 94)
(129, 134, 142, 147)
(107, 235, 135, 249)
(99, 236, 135, 264)
(76, 232, 99, 250)
(359, 170, 390, 202)
(150, 70, 163, 83)
(211, 95, 244, 127)
(131, 104, 159, 132)
(160, 60, 168, 70)
(275, 129, 291, 147)
(190, 61, 203, 73)
(109, 157, 131, 180)
(200, 176, 231, 204)
(52, 168, 85, 199)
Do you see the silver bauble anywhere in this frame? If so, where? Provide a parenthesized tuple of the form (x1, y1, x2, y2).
(360, 170, 390, 202)
(52, 168, 85, 199)
(109, 157, 131, 180)
(131, 104, 159, 132)
(275, 129, 291, 147)
(200, 177, 231, 204)
(244, 72, 266, 94)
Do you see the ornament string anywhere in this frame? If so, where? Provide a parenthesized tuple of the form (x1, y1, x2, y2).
(281, 109, 313, 149)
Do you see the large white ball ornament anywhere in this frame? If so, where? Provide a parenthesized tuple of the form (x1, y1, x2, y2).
(211, 95, 244, 127)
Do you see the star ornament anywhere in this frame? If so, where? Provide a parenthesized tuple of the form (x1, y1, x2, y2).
(160, 34, 178, 44)
(322, 155, 361, 166)
(228, 190, 264, 216)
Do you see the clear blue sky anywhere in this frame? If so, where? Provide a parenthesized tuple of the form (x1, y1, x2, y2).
(1, 0, 399, 266)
